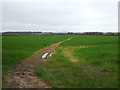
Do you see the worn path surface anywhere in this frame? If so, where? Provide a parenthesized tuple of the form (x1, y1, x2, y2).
(3, 37, 73, 88)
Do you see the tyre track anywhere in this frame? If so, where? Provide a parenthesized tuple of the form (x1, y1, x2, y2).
(3, 36, 73, 88)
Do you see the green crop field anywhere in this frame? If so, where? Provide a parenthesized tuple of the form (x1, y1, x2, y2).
(35, 35, 119, 88)
(2, 35, 72, 76)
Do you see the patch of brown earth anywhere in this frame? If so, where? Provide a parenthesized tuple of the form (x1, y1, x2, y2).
(63, 45, 92, 63)
(63, 48, 78, 62)
(3, 37, 74, 88)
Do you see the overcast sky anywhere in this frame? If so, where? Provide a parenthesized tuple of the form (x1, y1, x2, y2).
(1, 0, 119, 32)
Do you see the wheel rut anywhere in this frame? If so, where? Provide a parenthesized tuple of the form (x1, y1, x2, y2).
(3, 37, 73, 88)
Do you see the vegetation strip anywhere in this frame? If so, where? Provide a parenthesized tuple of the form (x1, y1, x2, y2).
(3, 36, 73, 88)
(35, 35, 118, 88)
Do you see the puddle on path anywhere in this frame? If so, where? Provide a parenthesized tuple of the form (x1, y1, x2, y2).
(48, 53, 53, 56)
(41, 52, 49, 59)
(41, 52, 53, 59)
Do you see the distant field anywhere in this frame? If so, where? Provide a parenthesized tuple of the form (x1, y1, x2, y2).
(35, 35, 118, 88)
(2, 35, 72, 76)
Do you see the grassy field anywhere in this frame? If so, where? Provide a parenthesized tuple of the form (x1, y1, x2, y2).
(35, 35, 118, 88)
(2, 35, 72, 76)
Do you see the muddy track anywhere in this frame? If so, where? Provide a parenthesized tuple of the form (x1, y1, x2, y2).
(3, 37, 73, 88)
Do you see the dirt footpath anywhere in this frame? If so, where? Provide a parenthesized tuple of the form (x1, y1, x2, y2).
(3, 37, 73, 88)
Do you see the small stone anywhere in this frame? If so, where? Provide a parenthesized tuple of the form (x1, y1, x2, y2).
(24, 69, 31, 72)
(30, 64, 35, 68)
(100, 69, 109, 72)
(93, 83, 96, 86)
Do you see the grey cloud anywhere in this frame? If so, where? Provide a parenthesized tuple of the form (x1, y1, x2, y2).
(2, 1, 118, 32)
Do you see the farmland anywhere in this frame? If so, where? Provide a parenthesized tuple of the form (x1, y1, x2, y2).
(2, 35, 72, 76)
(2, 35, 118, 88)
(35, 35, 118, 88)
